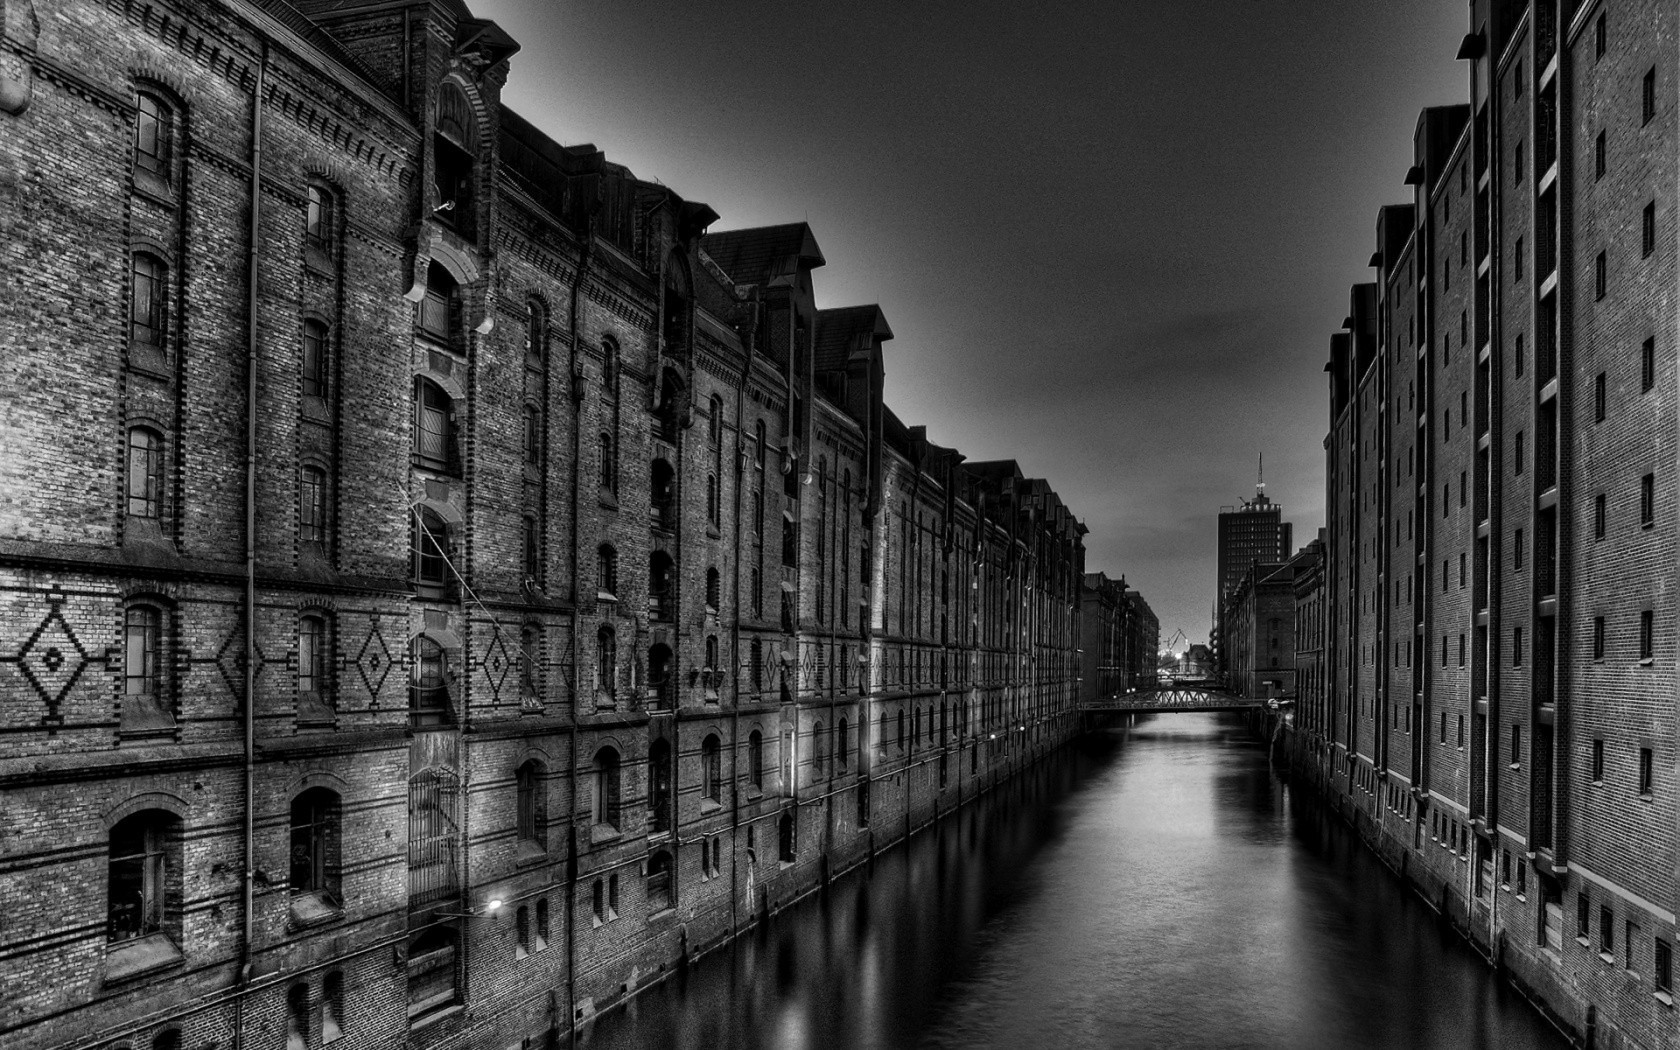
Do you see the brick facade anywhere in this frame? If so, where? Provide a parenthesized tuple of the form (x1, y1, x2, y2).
(0, 2, 1090, 1048)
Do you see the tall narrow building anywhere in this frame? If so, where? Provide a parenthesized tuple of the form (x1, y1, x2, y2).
(1215, 474, 1292, 670)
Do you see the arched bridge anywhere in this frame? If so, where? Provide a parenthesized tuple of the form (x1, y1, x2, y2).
(1079, 680, 1272, 716)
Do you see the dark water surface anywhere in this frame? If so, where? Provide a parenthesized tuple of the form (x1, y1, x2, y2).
(579, 713, 1569, 1050)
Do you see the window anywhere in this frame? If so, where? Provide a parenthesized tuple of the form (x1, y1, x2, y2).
(1642, 610, 1656, 660)
(591, 879, 605, 923)
(1515, 234, 1524, 279)
(289, 789, 341, 910)
(414, 380, 454, 470)
(701, 735, 721, 803)
(1643, 337, 1657, 391)
(322, 972, 344, 1043)
(1513, 626, 1523, 667)
(130, 253, 169, 352)
(516, 760, 546, 849)
(1658, 940, 1673, 994)
(597, 545, 618, 598)
(707, 473, 720, 526)
(705, 566, 720, 612)
(412, 510, 447, 592)
(754, 420, 767, 468)
(647, 850, 673, 911)
(298, 613, 329, 707)
(1514, 143, 1523, 187)
(592, 748, 621, 828)
(778, 813, 796, 862)
(1640, 747, 1654, 796)
(1644, 202, 1657, 257)
(838, 717, 849, 769)
(108, 810, 178, 942)
(1516, 333, 1525, 376)
(601, 338, 618, 396)
(299, 466, 327, 546)
(598, 431, 616, 493)
(287, 984, 309, 1050)
(1643, 67, 1657, 126)
(1596, 131, 1607, 179)
(127, 426, 164, 518)
(748, 729, 764, 788)
(515, 906, 530, 958)
(709, 394, 723, 446)
(647, 644, 673, 707)
(519, 625, 539, 707)
(1642, 473, 1655, 527)
(1596, 251, 1607, 300)
(1592, 738, 1605, 782)
(406, 927, 459, 1018)
(124, 604, 165, 711)
(433, 84, 477, 239)
(525, 302, 545, 366)
(135, 93, 175, 181)
(1595, 12, 1606, 60)
(1515, 528, 1525, 568)
(649, 552, 674, 622)
(523, 405, 541, 465)
(409, 637, 451, 728)
(1511, 724, 1522, 767)
(1596, 494, 1608, 539)
(1579, 893, 1592, 940)
(302, 320, 329, 399)
(522, 514, 539, 579)
(1594, 617, 1606, 660)
(1603, 906, 1616, 954)
(596, 625, 615, 701)
(305, 184, 334, 247)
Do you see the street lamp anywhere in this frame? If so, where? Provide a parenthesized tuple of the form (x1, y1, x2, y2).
(434, 898, 503, 919)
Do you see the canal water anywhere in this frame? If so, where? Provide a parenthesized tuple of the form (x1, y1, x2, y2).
(578, 713, 1569, 1049)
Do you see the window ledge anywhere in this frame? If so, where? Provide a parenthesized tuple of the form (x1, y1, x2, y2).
(288, 892, 342, 930)
(408, 1001, 464, 1029)
(1639, 793, 1655, 803)
(1577, 936, 1592, 948)
(1655, 991, 1674, 1008)
(1600, 951, 1616, 964)
(104, 933, 183, 985)
(514, 840, 549, 866)
(647, 906, 676, 923)
(700, 799, 721, 814)
(590, 823, 621, 846)
(598, 489, 618, 511)
(127, 347, 172, 381)
(1640, 658, 1656, 667)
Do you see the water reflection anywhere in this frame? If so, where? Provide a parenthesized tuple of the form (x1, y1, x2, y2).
(578, 714, 1567, 1050)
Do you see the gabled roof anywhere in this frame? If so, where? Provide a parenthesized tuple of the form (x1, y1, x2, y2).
(700, 223, 825, 285)
(814, 305, 891, 372)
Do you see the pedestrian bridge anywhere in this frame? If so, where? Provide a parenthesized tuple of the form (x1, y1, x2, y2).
(1079, 681, 1270, 716)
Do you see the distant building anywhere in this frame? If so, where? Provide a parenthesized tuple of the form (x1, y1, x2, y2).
(1293, 533, 1327, 733)
(1215, 486, 1292, 671)
(1079, 574, 1159, 696)
(1224, 552, 1312, 700)
(1183, 643, 1214, 679)
(1123, 588, 1160, 690)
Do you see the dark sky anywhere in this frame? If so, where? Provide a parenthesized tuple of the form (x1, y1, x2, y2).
(474, 0, 1464, 648)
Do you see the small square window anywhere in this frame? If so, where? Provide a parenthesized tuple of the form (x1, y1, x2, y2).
(1514, 142, 1524, 186)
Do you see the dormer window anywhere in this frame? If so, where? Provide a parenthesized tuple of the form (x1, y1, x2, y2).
(433, 84, 477, 241)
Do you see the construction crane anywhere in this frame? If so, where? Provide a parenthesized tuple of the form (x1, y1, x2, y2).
(1160, 627, 1189, 655)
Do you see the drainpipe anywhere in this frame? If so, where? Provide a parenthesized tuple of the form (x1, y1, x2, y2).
(563, 231, 591, 1044)
(238, 42, 268, 1032)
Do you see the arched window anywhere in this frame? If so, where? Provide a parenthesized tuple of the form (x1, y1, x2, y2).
(701, 734, 721, 803)
(596, 624, 616, 701)
(598, 430, 616, 493)
(414, 379, 455, 471)
(523, 404, 541, 465)
(705, 634, 720, 671)
(648, 738, 672, 831)
(417, 262, 458, 345)
(706, 566, 721, 612)
(647, 643, 674, 708)
(298, 613, 329, 706)
(301, 319, 329, 399)
(838, 717, 849, 770)
(412, 509, 448, 594)
(522, 513, 539, 579)
(108, 809, 179, 942)
(649, 552, 674, 621)
(651, 459, 675, 529)
(525, 301, 545, 367)
(134, 93, 174, 179)
(519, 625, 540, 707)
(289, 788, 342, 911)
(601, 337, 619, 396)
(432, 83, 477, 239)
(124, 603, 165, 712)
(299, 465, 327, 546)
(305, 183, 334, 246)
(588, 546, 614, 602)
(409, 637, 452, 727)
(647, 849, 674, 911)
(707, 473, 720, 526)
(592, 747, 621, 828)
(778, 812, 796, 862)
(130, 253, 169, 351)
(286, 984, 309, 1050)
(709, 395, 723, 445)
(813, 720, 827, 777)
(126, 426, 164, 518)
(516, 759, 546, 850)
(748, 729, 764, 788)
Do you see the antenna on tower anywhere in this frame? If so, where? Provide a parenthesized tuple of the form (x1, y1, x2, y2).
(1257, 453, 1264, 497)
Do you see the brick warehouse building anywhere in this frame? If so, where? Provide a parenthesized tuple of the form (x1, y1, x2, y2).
(1305, 1, 1680, 1046)
(0, 2, 1091, 1048)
